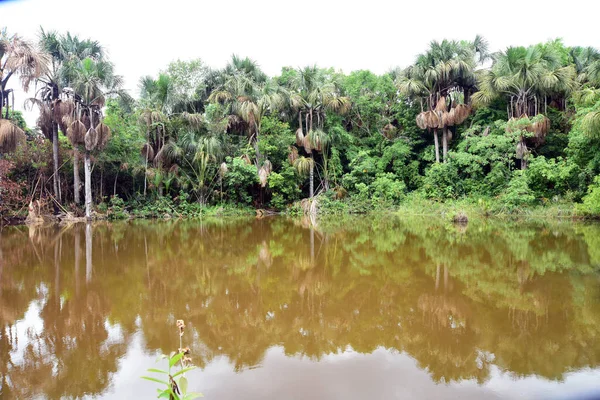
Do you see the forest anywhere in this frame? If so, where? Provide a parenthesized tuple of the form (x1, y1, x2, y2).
(1, 28, 600, 220)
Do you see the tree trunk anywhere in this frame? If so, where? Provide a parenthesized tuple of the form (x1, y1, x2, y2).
(73, 149, 81, 205)
(144, 147, 148, 197)
(52, 123, 61, 205)
(84, 151, 93, 219)
(113, 169, 119, 197)
(442, 127, 448, 163)
(309, 154, 314, 199)
(433, 129, 440, 163)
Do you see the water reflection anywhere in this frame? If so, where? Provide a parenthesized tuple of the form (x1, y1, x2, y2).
(1, 217, 600, 399)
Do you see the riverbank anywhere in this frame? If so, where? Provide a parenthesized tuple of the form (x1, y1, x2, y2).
(3, 193, 598, 227)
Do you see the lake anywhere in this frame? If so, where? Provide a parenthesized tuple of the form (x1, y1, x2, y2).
(1, 216, 600, 399)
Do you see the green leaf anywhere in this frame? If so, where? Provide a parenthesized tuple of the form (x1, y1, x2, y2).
(159, 389, 180, 399)
(141, 376, 168, 385)
(172, 367, 195, 378)
(147, 368, 168, 374)
(158, 390, 172, 399)
(169, 352, 184, 368)
(179, 376, 188, 394)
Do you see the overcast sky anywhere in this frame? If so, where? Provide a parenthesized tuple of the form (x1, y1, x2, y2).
(2, 0, 598, 125)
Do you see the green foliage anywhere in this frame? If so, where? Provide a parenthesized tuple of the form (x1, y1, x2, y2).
(576, 176, 600, 217)
(500, 171, 537, 209)
(142, 352, 202, 400)
(222, 157, 258, 206)
(267, 166, 301, 210)
(526, 156, 579, 200)
(107, 196, 129, 220)
(341, 70, 398, 137)
(258, 116, 294, 170)
(142, 319, 202, 400)
(370, 173, 406, 205)
(341, 150, 377, 191)
(4, 30, 600, 217)
(422, 163, 461, 199)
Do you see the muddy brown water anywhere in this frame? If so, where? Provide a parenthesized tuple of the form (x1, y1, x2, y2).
(1, 216, 600, 399)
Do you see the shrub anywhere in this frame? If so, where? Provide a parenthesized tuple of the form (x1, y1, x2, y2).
(576, 176, 600, 217)
(499, 170, 536, 209)
(370, 173, 406, 205)
(422, 162, 460, 199)
(526, 156, 580, 200)
(107, 196, 129, 220)
(267, 166, 301, 210)
(222, 157, 258, 206)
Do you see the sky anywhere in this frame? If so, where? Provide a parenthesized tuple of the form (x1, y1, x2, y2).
(2, 0, 599, 125)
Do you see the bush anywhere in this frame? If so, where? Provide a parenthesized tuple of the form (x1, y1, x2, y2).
(370, 173, 406, 205)
(222, 157, 258, 206)
(268, 166, 301, 210)
(422, 162, 460, 199)
(576, 176, 600, 217)
(526, 156, 579, 200)
(318, 194, 349, 215)
(499, 170, 536, 209)
(341, 150, 378, 191)
(107, 196, 129, 220)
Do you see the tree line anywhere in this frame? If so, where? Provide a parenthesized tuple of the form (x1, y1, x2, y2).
(1, 29, 600, 218)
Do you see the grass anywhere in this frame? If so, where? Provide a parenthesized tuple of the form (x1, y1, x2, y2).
(394, 195, 580, 221)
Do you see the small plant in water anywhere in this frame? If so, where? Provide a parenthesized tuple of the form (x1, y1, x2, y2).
(142, 319, 203, 399)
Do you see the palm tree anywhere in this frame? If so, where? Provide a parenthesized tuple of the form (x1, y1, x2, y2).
(0, 119, 25, 154)
(70, 57, 125, 219)
(570, 46, 600, 86)
(164, 130, 223, 204)
(138, 73, 172, 196)
(287, 66, 350, 198)
(0, 28, 47, 201)
(472, 44, 577, 168)
(1, 28, 48, 118)
(397, 39, 480, 163)
(35, 29, 106, 205)
(209, 57, 282, 168)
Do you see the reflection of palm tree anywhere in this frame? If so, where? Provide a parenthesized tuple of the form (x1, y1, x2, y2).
(86, 222, 92, 283)
(2, 217, 600, 393)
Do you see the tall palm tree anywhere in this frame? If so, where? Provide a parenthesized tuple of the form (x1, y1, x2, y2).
(0, 28, 48, 118)
(397, 39, 480, 163)
(287, 66, 350, 198)
(69, 57, 125, 219)
(570, 46, 600, 86)
(34, 29, 106, 205)
(1, 29, 47, 207)
(472, 44, 577, 168)
(209, 66, 285, 168)
(165, 130, 222, 204)
(473, 45, 577, 117)
(138, 73, 172, 196)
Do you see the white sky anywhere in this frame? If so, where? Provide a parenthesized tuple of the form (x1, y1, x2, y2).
(2, 0, 599, 125)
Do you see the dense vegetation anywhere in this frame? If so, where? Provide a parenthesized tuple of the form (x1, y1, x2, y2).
(2, 28, 600, 219)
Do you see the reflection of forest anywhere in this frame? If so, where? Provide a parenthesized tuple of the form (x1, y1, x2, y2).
(1, 217, 600, 397)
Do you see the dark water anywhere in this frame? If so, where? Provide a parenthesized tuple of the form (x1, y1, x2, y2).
(1, 216, 600, 399)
